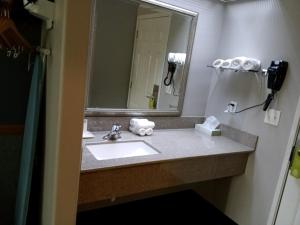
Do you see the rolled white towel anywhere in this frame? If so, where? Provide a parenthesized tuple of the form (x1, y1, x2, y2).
(138, 128, 146, 136)
(145, 128, 153, 136)
(221, 59, 233, 69)
(129, 126, 146, 136)
(242, 58, 261, 71)
(130, 119, 155, 129)
(230, 56, 248, 70)
(212, 59, 224, 68)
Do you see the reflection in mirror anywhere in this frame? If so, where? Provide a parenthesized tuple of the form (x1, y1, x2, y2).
(86, 0, 196, 114)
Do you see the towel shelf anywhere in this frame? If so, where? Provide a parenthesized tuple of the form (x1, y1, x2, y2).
(207, 65, 268, 76)
(207, 65, 260, 73)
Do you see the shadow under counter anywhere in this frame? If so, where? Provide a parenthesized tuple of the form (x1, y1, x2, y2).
(76, 190, 237, 225)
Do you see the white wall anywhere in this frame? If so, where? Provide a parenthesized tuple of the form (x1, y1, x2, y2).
(158, 13, 192, 110)
(88, 0, 138, 108)
(159, 0, 225, 116)
(205, 1, 300, 224)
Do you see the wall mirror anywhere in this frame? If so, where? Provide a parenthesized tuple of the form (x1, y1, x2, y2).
(85, 0, 198, 116)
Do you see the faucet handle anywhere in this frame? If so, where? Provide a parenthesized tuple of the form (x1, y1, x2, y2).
(112, 123, 122, 132)
(103, 124, 122, 140)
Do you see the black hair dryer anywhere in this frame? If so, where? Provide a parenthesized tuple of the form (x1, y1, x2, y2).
(164, 61, 177, 86)
(263, 60, 288, 111)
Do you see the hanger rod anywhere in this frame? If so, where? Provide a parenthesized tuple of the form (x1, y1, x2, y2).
(36, 46, 51, 56)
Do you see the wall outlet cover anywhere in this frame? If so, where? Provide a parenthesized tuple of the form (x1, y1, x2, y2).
(224, 101, 237, 113)
(229, 101, 237, 113)
(264, 109, 281, 126)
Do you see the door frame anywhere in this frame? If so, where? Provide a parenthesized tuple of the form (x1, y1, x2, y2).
(42, 0, 91, 224)
(267, 96, 300, 225)
(127, 13, 171, 109)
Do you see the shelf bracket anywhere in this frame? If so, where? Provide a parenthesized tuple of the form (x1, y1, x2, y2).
(24, 0, 55, 30)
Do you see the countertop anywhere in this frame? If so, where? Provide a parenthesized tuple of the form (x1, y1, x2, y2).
(81, 129, 254, 172)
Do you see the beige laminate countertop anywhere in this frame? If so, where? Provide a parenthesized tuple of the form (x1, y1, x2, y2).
(81, 129, 254, 172)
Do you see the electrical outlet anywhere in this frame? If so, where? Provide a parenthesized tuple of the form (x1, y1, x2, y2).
(224, 101, 237, 113)
(264, 109, 281, 126)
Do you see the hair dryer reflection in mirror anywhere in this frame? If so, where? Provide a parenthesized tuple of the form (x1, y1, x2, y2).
(164, 53, 186, 95)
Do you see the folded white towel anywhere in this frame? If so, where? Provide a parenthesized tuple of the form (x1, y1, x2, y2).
(241, 58, 261, 71)
(230, 56, 248, 70)
(133, 121, 155, 129)
(221, 59, 233, 69)
(212, 59, 224, 68)
(130, 118, 149, 126)
(130, 118, 155, 129)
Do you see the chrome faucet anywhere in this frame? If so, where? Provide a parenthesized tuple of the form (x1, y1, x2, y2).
(103, 123, 122, 140)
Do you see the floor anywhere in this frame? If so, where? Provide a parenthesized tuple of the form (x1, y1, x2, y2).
(77, 190, 237, 225)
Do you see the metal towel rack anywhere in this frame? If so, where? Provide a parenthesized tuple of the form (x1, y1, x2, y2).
(207, 65, 268, 76)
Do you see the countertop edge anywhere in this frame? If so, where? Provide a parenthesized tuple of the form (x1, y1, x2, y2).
(81, 150, 254, 174)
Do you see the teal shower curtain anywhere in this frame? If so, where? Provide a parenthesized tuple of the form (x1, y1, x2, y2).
(15, 55, 45, 225)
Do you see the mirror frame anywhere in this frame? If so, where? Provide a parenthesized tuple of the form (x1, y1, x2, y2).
(85, 0, 198, 117)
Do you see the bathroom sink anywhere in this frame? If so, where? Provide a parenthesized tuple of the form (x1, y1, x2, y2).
(86, 141, 159, 161)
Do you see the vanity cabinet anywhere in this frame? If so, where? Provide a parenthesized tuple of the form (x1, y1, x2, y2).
(78, 152, 249, 211)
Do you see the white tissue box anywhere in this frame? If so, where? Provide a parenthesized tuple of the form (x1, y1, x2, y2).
(195, 124, 221, 136)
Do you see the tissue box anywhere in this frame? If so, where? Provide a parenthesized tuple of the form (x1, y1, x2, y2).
(195, 124, 221, 136)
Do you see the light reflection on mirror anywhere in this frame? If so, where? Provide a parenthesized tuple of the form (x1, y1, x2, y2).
(86, 0, 194, 112)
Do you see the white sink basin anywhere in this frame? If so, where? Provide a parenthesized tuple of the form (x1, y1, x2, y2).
(86, 141, 159, 161)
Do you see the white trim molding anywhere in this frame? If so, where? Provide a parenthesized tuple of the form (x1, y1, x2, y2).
(267, 96, 300, 225)
(140, 0, 198, 16)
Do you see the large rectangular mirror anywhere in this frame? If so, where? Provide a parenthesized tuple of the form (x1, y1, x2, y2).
(85, 0, 198, 116)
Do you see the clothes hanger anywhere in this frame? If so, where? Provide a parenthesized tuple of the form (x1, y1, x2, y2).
(0, 0, 32, 55)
